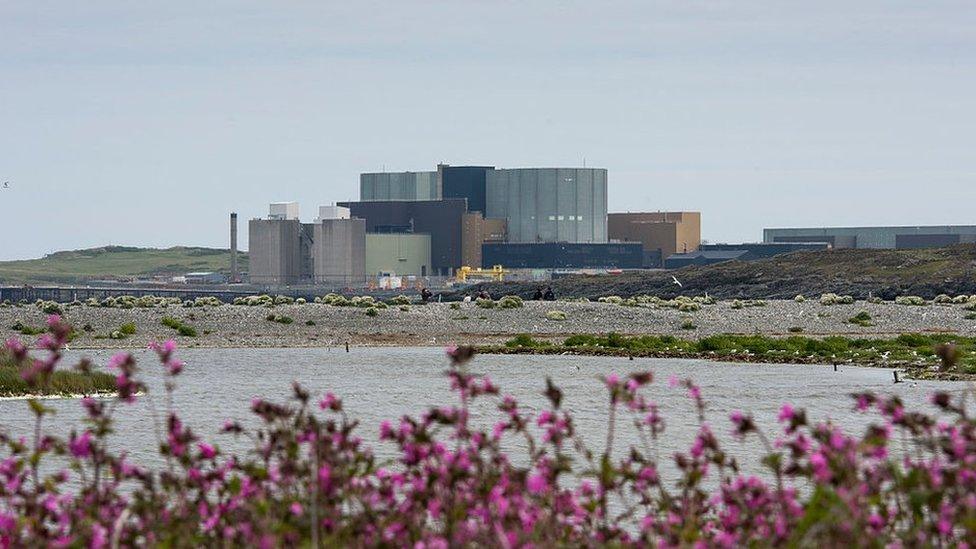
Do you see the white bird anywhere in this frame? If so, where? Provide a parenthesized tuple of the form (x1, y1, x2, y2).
(671, 276, 682, 287)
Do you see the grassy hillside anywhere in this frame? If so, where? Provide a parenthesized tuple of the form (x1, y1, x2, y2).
(0, 246, 248, 285)
(464, 244, 976, 300)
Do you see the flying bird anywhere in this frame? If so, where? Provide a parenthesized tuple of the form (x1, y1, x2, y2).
(671, 276, 682, 287)
(2, 181, 9, 189)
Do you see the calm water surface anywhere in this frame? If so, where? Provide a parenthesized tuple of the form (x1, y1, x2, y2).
(0, 347, 963, 480)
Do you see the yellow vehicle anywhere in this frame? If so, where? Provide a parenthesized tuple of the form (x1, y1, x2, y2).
(456, 265, 507, 283)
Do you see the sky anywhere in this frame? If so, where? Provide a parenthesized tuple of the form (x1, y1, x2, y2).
(1, 1, 974, 260)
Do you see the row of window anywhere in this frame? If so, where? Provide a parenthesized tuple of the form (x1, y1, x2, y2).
(546, 215, 584, 221)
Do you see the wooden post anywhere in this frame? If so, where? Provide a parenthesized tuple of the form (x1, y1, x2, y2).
(345, 342, 350, 353)
(833, 363, 838, 372)
(893, 370, 901, 383)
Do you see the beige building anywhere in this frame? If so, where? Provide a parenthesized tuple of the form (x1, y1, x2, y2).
(365, 233, 432, 277)
(608, 212, 701, 266)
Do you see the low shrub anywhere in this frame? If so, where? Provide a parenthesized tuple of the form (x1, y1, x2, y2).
(847, 311, 874, 327)
(867, 296, 884, 304)
(497, 295, 524, 309)
(351, 296, 376, 308)
(118, 322, 137, 336)
(788, 326, 804, 333)
(10, 320, 45, 336)
(274, 295, 295, 305)
(305, 320, 316, 326)
(399, 306, 410, 312)
(449, 303, 462, 310)
(365, 307, 379, 317)
(35, 300, 63, 315)
(680, 319, 697, 330)
(895, 295, 927, 306)
(266, 314, 294, 325)
(389, 295, 412, 306)
(598, 296, 624, 304)
(545, 310, 567, 321)
(475, 298, 495, 309)
(933, 294, 953, 305)
(504, 334, 549, 347)
(793, 294, 806, 303)
(731, 299, 766, 309)
(160, 317, 197, 337)
(820, 293, 854, 305)
(295, 298, 306, 305)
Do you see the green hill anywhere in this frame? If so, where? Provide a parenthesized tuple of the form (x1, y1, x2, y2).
(0, 246, 248, 285)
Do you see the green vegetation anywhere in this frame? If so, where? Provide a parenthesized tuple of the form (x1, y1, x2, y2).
(449, 303, 461, 310)
(545, 310, 567, 321)
(847, 311, 874, 327)
(497, 296, 524, 309)
(490, 332, 976, 374)
(476, 298, 495, 309)
(966, 313, 976, 320)
(680, 319, 697, 330)
(389, 295, 412, 306)
(0, 350, 115, 397)
(730, 299, 767, 309)
(505, 334, 551, 348)
(895, 296, 927, 306)
(9, 320, 45, 336)
(265, 314, 294, 325)
(305, 320, 316, 326)
(0, 246, 246, 285)
(160, 317, 198, 337)
(788, 326, 804, 333)
(365, 307, 379, 317)
(820, 293, 855, 305)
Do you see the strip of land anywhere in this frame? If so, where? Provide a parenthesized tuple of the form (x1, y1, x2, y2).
(2, 299, 975, 378)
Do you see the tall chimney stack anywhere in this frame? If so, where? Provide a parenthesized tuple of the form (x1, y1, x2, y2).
(230, 212, 239, 283)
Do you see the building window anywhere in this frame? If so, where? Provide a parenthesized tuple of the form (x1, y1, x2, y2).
(568, 215, 576, 221)
(577, 216, 584, 221)
(548, 215, 556, 221)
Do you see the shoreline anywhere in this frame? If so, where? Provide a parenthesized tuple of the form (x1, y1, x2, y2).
(473, 345, 973, 381)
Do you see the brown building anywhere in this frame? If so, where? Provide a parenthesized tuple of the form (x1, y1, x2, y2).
(461, 214, 507, 268)
(608, 212, 701, 267)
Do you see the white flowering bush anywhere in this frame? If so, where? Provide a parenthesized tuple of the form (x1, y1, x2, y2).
(794, 294, 806, 303)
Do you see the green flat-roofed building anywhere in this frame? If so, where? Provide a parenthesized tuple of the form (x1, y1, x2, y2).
(365, 233, 432, 277)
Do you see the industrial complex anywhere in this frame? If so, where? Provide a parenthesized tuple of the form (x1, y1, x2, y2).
(245, 164, 703, 288)
(240, 163, 976, 289)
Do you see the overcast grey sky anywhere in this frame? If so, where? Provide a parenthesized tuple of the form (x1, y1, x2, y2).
(1, 1, 974, 260)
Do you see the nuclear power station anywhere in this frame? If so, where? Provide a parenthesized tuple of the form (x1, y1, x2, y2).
(242, 163, 704, 288)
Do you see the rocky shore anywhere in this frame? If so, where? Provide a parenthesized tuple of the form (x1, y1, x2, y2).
(2, 299, 973, 349)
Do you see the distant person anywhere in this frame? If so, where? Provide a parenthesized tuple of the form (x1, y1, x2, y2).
(543, 286, 555, 301)
(462, 294, 472, 303)
(532, 288, 544, 301)
(420, 287, 432, 303)
(478, 290, 491, 300)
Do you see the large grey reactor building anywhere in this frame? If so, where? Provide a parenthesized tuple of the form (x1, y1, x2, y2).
(249, 203, 366, 286)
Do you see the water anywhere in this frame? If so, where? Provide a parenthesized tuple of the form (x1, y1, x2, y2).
(0, 347, 963, 481)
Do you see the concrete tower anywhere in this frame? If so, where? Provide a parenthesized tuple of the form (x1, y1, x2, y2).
(230, 212, 239, 283)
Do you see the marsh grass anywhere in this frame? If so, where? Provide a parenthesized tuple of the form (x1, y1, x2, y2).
(498, 332, 976, 373)
(0, 351, 115, 397)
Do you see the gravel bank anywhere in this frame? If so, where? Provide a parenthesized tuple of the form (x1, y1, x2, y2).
(1, 300, 973, 349)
